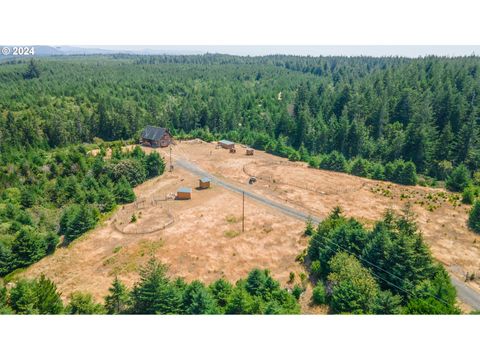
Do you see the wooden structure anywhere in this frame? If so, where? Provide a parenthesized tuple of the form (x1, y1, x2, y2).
(246, 148, 254, 156)
(141, 125, 172, 147)
(229, 148, 236, 153)
(218, 139, 235, 150)
(199, 177, 211, 189)
(176, 187, 192, 200)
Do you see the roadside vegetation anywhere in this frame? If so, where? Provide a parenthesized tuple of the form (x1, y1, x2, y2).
(305, 207, 460, 314)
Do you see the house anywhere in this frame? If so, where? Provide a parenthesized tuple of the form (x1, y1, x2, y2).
(218, 140, 235, 150)
(246, 148, 254, 156)
(141, 126, 172, 147)
(199, 177, 211, 189)
(176, 187, 192, 200)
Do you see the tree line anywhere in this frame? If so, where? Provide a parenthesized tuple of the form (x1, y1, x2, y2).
(0, 260, 300, 314)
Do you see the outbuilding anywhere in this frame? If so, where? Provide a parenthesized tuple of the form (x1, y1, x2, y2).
(141, 126, 173, 147)
(176, 187, 192, 200)
(218, 140, 235, 150)
(246, 148, 254, 156)
(199, 177, 211, 189)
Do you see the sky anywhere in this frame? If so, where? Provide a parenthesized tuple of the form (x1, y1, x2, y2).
(81, 45, 480, 57)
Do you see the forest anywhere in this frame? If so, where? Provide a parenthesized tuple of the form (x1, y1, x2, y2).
(1, 54, 479, 314)
(0, 143, 165, 277)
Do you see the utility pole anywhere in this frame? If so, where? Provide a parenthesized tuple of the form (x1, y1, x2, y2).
(242, 191, 245, 232)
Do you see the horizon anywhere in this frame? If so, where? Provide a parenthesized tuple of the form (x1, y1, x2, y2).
(77, 45, 480, 57)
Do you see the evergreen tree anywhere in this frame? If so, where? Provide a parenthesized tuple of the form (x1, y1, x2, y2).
(468, 201, 480, 233)
(23, 59, 41, 80)
(104, 277, 130, 314)
(11, 226, 45, 268)
(446, 164, 471, 192)
(114, 176, 136, 204)
(145, 152, 165, 178)
(182, 280, 218, 314)
(130, 259, 183, 314)
(66, 292, 105, 314)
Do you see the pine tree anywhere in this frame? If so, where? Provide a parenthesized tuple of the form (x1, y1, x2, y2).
(131, 259, 182, 314)
(23, 59, 41, 80)
(34, 275, 64, 314)
(114, 176, 136, 204)
(468, 201, 480, 234)
(145, 152, 165, 178)
(104, 276, 130, 314)
(11, 226, 45, 268)
(182, 280, 218, 314)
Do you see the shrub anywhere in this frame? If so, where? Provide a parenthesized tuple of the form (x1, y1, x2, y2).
(292, 284, 304, 300)
(320, 151, 347, 172)
(304, 218, 314, 236)
(350, 157, 371, 177)
(446, 164, 471, 192)
(370, 163, 385, 180)
(312, 283, 327, 305)
(288, 272, 295, 284)
(462, 186, 478, 204)
(468, 201, 480, 233)
(310, 260, 322, 278)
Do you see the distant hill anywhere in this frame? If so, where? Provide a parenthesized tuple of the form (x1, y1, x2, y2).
(0, 45, 201, 60)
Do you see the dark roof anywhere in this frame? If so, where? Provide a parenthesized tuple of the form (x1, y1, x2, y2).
(142, 126, 169, 141)
(177, 187, 192, 193)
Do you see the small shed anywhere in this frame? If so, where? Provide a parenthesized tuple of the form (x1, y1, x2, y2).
(199, 177, 211, 189)
(218, 140, 235, 150)
(246, 148, 254, 156)
(176, 187, 192, 200)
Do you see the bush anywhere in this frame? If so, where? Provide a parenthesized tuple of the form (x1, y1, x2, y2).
(145, 152, 165, 178)
(320, 151, 347, 172)
(370, 163, 385, 180)
(468, 201, 480, 233)
(304, 218, 314, 236)
(446, 164, 471, 192)
(308, 156, 321, 169)
(350, 157, 371, 177)
(110, 159, 146, 186)
(292, 284, 304, 300)
(384, 160, 417, 185)
(310, 260, 322, 278)
(462, 186, 478, 204)
(312, 283, 327, 305)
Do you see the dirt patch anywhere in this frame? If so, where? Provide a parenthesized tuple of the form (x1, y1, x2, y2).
(158, 141, 480, 289)
(20, 162, 307, 303)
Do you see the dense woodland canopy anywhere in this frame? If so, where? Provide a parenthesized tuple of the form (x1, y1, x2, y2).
(1, 54, 479, 183)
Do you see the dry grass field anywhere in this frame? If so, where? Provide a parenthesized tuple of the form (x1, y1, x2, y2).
(19, 140, 480, 311)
